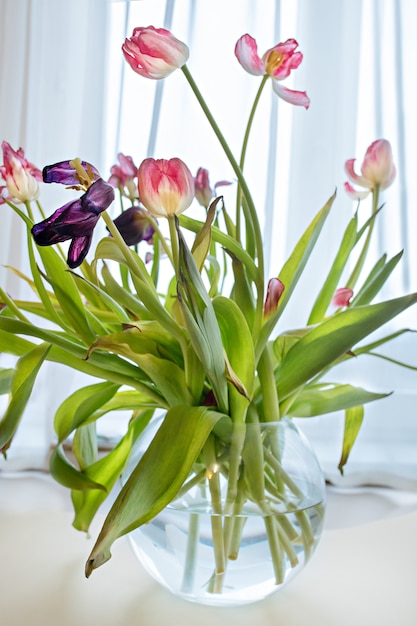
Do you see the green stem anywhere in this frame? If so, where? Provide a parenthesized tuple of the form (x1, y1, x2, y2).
(180, 513, 200, 594)
(257, 346, 280, 422)
(181, 65, 265, 340)
(346, 186, 380, 289)
(168, 216, 179, 270)
(149, 216, 174, 265)
(236, 75, 269, 243)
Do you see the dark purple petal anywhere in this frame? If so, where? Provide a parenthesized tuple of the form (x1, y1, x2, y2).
(31, 199, 82, 245)
(81, 178, 115, 215)
(112, 205, 155, 246)
(31, 198, 102, 245)
(43, 160, 100, 185)
(67, 234, 93, 268)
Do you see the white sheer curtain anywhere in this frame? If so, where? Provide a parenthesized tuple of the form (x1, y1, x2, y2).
(0, 0, 112, 469)
(1, 0, 416, 484)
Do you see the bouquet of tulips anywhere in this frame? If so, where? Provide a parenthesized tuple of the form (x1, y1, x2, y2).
(0, 25, 416, 589)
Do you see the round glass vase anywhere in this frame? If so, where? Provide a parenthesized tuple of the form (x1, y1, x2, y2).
(123, 417, 326, 607)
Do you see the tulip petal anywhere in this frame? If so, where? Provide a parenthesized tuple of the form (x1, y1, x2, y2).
(344, 159, 372, 189)
(272, 81, 310, 109)
(43, 161, 100, 185)
(81, 178, 115, 214)
(343, 181, 370, 201)
(68, 234, 93, 269)
(235, 34, 265, 76)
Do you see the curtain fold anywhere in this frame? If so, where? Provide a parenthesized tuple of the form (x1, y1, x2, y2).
(0, 0, 112, 469)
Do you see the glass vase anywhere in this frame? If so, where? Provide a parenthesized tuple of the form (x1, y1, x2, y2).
(123, 417, 326, 607)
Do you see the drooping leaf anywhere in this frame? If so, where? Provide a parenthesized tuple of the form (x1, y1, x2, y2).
(49, 444, 107, 491)
(54, 381, 121, 442)
(71, 409, 154, 532)
(276, 293, 417, 400)
(0, 343, 51, 454)
(285, 382, 389, 417)
(338, 405, 364, 474)
(88, 331, 191, 406)
(85, 405, 224, 576)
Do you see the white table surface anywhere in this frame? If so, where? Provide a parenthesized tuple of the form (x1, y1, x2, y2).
(1, 474, 417, 626)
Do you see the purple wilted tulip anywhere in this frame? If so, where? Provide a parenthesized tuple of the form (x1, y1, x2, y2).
(112, 205, 155, 246)
(31, 159, 114, 268)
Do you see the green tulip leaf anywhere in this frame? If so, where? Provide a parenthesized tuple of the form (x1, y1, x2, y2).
(85, 405, 224, 576)
(0, 368, 14, 395)
(285, 382, 390, 417)
(54, 381, 121, 442)
(257, 191, 336, 357)
(276, 293, 417, 400)
(71, 409, 154, 532)
(338, 405, 364, 474)
(0, 342, 51, 454)
(352, 251, 403, 306)
(49, 444, 107, 491)
(308, 214, 358, 324)
(213, 296, 255, 421)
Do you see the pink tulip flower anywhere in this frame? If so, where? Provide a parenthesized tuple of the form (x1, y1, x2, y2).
(108, 153, 138, 200)
(264, 277, 285, 318)
(194, 167, 231, 208)
(235, 35, 310, 109)
(138, 157, 195, 218)
(332, 287, 353, 308)
(122, 26, 189, 80)
(344, 139, 396, 200)
(0, 141, 42, 204)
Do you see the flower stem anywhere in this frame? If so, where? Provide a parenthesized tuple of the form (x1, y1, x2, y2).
(236, 75, 269, 243)
(346, 185, 380, 289)
(181, 65, 265, 340)
(180, 513, 200, 594)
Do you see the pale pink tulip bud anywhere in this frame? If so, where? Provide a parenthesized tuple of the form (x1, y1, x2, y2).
(344, 139, 396, 199)
(122, 26, 189, 80)
(138, 157, 195, 218)
(264, 278, 285, 318)
(194, 167, 213, 208)
(332, 287, 353, 308)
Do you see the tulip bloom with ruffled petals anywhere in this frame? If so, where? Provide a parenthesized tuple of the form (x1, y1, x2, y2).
(138, 158, 194, 218)
(344, 139, 396, 200)
(122, 26, 189, 80)
(0, 141, 42, 204)
(31, 159, 114, 268)
(235, 35, 310, 109)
